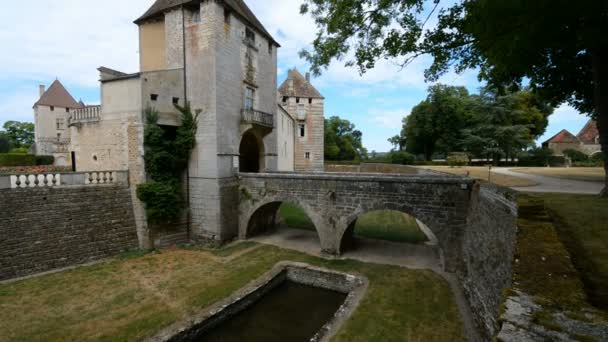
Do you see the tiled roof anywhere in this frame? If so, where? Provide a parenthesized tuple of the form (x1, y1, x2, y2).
(278, 69, 324, 99)
(543, 129, 580, 144)
(134, 0, 279, 46)
(34, 80, 82, 109)
(577, 120, 599, 144)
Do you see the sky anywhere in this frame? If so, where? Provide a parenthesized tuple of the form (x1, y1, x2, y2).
(0, 0, 591, 152)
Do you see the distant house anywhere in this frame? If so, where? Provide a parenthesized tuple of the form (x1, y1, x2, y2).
(542, 119, 601, 158)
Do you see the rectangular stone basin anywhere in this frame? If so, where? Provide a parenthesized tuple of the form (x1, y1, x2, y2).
(148, 262, 368, 342)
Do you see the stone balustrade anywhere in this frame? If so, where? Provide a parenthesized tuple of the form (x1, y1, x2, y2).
(68, 105, 101, 126)
(0, 171, 129, 189)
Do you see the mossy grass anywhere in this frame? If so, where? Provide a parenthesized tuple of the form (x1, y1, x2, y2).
(0, 245, 465, 341)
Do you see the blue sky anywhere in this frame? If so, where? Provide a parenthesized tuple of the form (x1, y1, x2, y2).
(0, 0, 590, 152)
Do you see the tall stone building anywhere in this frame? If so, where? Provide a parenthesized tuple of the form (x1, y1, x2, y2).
(278, 69, 325, 171)
(33, 80, 83, 166)
(63, 0, 323, 247)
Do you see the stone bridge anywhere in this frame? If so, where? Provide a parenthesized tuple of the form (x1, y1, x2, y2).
(238, 172, 477, 272)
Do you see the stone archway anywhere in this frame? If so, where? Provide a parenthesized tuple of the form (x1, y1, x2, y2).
(239, 130, 265, 173)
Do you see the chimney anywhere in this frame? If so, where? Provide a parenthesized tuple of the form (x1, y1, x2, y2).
(39, 85, 46, 97)
(305, 72, 311, 83)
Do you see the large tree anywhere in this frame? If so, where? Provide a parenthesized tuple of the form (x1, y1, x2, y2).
(403, 84, 470, 160)
(3, 121, 35, 149)
(325, 116, 367, 161)
(300, 0, 608, 195)
(0, 132, 11, 153)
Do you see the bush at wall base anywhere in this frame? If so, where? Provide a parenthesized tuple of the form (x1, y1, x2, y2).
(0, 153, 36, 167)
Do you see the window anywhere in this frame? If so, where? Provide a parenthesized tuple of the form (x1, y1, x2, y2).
(192, 10, 201, 23)
(150, 94, 158, 101)
(296, 97, 300, 104)
(50, 106, 55, 111)
(244, 87, 254, 111)
(297, 104, 306, 120)
(57, 133, 62, 140)
(66, 108, 70, 113)
(308, 98, 313, 104)
(245, 27, 255, 43)
(305, 152, 311, 160)
(299, 124, 306, 137)
(56, 118, 65, 130)
(224, 8, 231, 23)
(172, 97, 179, 105)
(268, 42, 273, 54)
(282, 96, 288, 103)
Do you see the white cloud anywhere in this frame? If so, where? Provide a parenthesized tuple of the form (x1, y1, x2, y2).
(368, 109, 408, 129)
(0, 0, 150, 87)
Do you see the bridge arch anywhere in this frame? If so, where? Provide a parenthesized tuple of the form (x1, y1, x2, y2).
(239, 197, 324, 243)
(339, 205, 441, 254)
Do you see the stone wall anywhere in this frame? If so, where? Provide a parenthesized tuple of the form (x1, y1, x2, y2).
(0, 184, 139, 281)
(461, 183, 518, 339)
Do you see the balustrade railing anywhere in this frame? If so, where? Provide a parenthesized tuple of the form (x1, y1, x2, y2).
(241, 108, 274, 128)
(0, 171, 128, 189)
(69, 105, 101, 126)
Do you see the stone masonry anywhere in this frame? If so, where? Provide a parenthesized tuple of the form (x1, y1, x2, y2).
(0, 185, 138, 281)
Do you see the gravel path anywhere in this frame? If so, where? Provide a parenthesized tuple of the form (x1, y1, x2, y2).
(492, 168, 603, 194)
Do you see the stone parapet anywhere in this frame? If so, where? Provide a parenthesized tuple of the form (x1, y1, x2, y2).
(0, 171, 129, 190)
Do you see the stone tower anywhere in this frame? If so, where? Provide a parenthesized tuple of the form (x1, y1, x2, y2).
(278, 69, 325, 171)
(135, 0, 280, 242)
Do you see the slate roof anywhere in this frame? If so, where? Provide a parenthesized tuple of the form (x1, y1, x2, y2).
(134, 0, 279, 46)
(577, 120, 599, 144)
(34, 80, 82, 109)
(543, 129, 580, 144)
(278, 69, 324, 99)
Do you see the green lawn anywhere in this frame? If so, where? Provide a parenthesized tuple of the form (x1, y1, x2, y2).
(279, 203, 428, 244)
(530, 193, 608, 310)
(0, 244, 464, 341)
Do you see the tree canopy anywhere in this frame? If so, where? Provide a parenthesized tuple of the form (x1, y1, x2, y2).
(324, 116, 367, 161)
(396, 85, 552, 161)
(300, 0, 608, 195)
(2, 121, 35, 149)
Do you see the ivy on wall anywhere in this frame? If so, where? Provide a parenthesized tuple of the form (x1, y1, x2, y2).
(137, 104, 200, 224)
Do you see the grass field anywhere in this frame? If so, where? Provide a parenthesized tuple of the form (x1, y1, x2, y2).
(514, 167, 605, 183)
(0, 244, 464, 341)
(419, 166, 538, 187)
(530, 193, 608, 310)
(279, 204, 428, 244)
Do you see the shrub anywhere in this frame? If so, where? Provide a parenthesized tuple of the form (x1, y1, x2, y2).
(388, 151, 415, 165)
(136, 181, 183, 224)
(591, 152, 604, 162)
(35, 155, 55, 166)
(519, 147, 553, 166)
(9, 147, 29, 154)
(0, 153, 36, 167)
(0, 134, 10, 153)
(447, 152, 469, 167)
(563, 149, 588, 163)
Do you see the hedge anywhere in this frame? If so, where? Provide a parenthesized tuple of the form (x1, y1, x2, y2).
(0, 153, 36, 167)
(35, 155, 55, 166)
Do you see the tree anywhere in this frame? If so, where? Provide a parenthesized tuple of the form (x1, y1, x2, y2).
(324, 116, 367, 161)
(300, 0, 608, 195)
(388, 135, 406, 151)
(3, 121, 34, 149)
(402, 84, 470, 160)
(0, 132, 11, 153)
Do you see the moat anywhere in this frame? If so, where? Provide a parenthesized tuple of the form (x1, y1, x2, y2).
(200, 281, 347, 342)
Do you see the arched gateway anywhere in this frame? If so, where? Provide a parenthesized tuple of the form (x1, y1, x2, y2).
(238, 172, 475, 272)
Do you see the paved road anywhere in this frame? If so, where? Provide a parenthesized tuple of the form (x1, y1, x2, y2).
(251, 227, 482, 342)
(492, 168, 603, 194)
